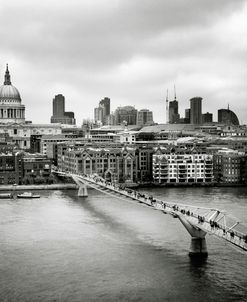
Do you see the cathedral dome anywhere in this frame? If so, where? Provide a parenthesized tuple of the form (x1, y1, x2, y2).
(0, 84, 21, 101)
(0, 64, 21, 103)
(0, 64, 25, 124)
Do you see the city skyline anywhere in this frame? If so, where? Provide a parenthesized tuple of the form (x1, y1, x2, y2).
(1, 0, 247, 124)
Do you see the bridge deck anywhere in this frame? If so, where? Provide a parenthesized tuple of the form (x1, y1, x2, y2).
(55, 171, 247, 253)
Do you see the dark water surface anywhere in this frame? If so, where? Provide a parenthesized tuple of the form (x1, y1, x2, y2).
(0, 187, 247, 302)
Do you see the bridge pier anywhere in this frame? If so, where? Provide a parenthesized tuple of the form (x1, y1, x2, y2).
(177, 215, 208, 258)
(78, 183, 88, 197)
(189, 237, 208, 258)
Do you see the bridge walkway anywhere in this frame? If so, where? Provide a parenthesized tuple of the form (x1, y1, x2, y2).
(54, 170, 247, 253)
(74, 173, 247, 252)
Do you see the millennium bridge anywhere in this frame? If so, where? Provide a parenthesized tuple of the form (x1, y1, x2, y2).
(55, 171, 247, 257)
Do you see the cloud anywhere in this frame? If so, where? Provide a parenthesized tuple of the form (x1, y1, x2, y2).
(0, 0, 246, 124)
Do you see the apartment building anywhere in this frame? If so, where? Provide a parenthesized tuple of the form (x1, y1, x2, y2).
(153, 147, 213, 184)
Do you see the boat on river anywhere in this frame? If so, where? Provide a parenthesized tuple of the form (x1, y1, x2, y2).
(0, 193, 13, 199)
(17, 192, 40, 199)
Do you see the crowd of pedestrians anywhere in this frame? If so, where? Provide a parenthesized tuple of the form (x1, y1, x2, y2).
(84, 173, 247, 246)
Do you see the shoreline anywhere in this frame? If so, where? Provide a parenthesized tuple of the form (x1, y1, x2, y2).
(1, 182, 245, 192)
(0, 183, 78, 191)
(137, 182, 247, 188)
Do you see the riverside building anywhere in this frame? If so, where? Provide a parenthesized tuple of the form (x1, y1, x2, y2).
(57, 143, 153, 184)
(152, 146, 213, 184)
(213, 150, 247, 184)
(0, 151, 23, 185)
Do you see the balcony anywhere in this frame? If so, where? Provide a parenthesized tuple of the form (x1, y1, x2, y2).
(179, 174, 187, 178)
(179, 165, 186, 169)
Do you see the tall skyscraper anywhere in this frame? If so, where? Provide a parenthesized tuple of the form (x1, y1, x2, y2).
(94, 106, 104, 124)
(137, 109, 154, 126)
(51, 94, 75, 125)
(94, 97, 111, 125)
(52, 94, 65, 117)
(99, 97, 110, 116)
(184, 109, 190, 124)
(190, 97, 202, 124)
(169, 88, 180, 123)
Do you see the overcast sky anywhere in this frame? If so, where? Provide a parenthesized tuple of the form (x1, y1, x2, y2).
(0, 0, 247, 125)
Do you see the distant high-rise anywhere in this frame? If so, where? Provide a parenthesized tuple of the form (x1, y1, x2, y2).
(114, 106, 137, 125)
(190, 97, 202, 124)
(94, 97, 111, 125)
(52, 94, 65, 117)
(169, 88, 180, 124)
(169, 100, 180, 123)
(51, 94, 76, 125)
(94, 106, 104, 124)
(137, 109, 154, 126)
(184, 109, 190, 124)
(99, 97, 110, 116)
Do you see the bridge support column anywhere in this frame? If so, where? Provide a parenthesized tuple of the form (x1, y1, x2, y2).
(78, 184, 88, 197)
(189, 237, 208, 258)
(177, 214, 208, 258)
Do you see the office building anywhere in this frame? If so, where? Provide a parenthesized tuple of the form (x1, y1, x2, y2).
(169, 99, 180, 123)
(202, 112, 213, 123)
(184, 109, 190, 124)
(190, 97, 202, 124)
(99, 97, 110, 116)
(94, 97, 111, 125)
(51, 94, 76, 125)
(137, 109, 154, 126)
(114, 106, 137, 125)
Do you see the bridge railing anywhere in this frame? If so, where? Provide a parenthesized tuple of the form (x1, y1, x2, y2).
(57, 171, 247, 252)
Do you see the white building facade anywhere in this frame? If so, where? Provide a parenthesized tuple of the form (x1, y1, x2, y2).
(153, 151, 213, 184)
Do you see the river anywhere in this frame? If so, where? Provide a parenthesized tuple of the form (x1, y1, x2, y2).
(0, 187, 247, 302)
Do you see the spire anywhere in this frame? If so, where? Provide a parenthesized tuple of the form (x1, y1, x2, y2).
(4, 64, 11, 85)
(174, 84, 176, 100)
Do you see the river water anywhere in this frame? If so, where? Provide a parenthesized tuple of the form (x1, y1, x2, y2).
(0, 187, 247, 302)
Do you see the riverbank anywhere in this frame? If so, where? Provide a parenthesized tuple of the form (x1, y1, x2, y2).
(1, 182, 245, 191)
(137, 182, 247, 188)
(0, 183, 78, 191)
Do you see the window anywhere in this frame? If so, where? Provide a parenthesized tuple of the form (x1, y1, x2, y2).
(14, 129, 18, 135)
